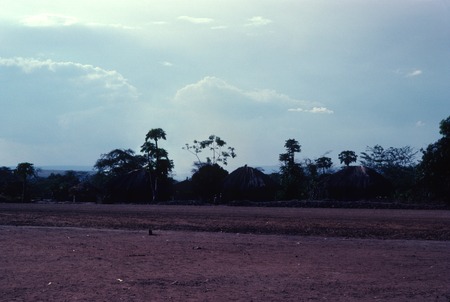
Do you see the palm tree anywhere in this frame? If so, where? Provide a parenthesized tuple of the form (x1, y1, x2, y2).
(141, 128, 172, 201)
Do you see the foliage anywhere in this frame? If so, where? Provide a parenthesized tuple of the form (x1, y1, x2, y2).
(0, 167, 21, 202)
(360, 145, 418, 200)
(5, 115, 450, 204)
(45, 171, 82, 201)
(418, 116, 450, 201)
(94, 149, 145, 177)
(183, 135, 236, 168)
(338, 151, 357, 167)
(141, 128, 174, 176)
(315, 156, 333, 174)
(15, 162, 36, 202)
(141, 128, 174, 201)
(360, 145, 417, 172)
(278, 139, 307, 200)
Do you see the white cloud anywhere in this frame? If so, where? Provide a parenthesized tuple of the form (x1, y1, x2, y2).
(20, 13, 138, 30)
(288, 107, 334, 114)
(416, 120, 425, 127)
(245, 16, 272, 27)
(394, 68, 423, 78)
(406, 69, 422, 77)
(178, 16, 214, 24)
(160, 61, 174, 67)
(174, 76, 330, 117)
(0, 57, 139, 99)
(86, 22, 140, 30)
(21, 13, 78, 27)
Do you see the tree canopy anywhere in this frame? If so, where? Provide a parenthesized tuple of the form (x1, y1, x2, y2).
(315, 156, 333, 174)
(3, 116, 450, 204)
(94, 149, 145, 177)
(183, 134, 236, 168)
(15, 162, 35, 202)
(278, 138, 306, 199)
(418, 116, 450, 201)
(338, 151, 357, 167)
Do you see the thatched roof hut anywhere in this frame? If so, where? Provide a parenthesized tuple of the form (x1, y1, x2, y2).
(106, 169, 153, 203)
(222, 165, 279, 201)
(321, 166, 392, 200)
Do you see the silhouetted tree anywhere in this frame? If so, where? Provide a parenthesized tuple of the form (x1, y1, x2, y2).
(360, 145, 418, 199)
(183, 134, 236, 169)
(94, 149, 145, 177)
(93, 148, 146, 201)
(15, 162, 35, 202)
(418, 116, 450, 201)
(360, 145, 417, 172)
(141, 128, 174, 201)
(46, 171, 81, 201)
(279, 139, 306, 200)
(0, 167, 19, 202)
(338, 150, 357, 167)
(315, 156, 333, 174)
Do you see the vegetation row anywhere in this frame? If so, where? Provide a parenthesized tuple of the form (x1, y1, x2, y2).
(1, 116, 449, 205)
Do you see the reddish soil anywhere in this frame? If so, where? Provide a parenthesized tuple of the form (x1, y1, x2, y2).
(1, 203, 450, 301)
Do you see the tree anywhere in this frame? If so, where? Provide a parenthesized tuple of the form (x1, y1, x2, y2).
(15, 162, 35, 202)
(46, 171, 82, 201)
(418, 116, 450, 201)
(183, 134, 236, 168)
(93, 148, 146, 202)
(0, 167, 18, 201)
(315, 156, 333, 174)
(279, 139, 306, 200)
(338, 151, 357, 167)
(360, 145, 417, 172)
(141, 128, 174, 201)
(360, 145, 385, 171)
(360, 145, 418, 199)
(94, 149, 145, 177)
(280, 139, 301, 165)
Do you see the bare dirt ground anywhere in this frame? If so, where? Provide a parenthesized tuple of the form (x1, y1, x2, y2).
(1, 203, 450, 301)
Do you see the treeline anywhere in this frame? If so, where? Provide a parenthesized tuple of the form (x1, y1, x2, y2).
(1, 116, 449, 204)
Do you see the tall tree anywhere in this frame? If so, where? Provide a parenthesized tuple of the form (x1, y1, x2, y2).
(279, 139, 306, 200)
(141, 128, 173, 201)
(15, 162, 35, 202)
(338, 150, 357, 167)
(418, 116, 450, 201)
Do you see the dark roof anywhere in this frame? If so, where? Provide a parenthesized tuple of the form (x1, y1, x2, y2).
(322, 166, 392, 200)
(222, 165, 278, 201)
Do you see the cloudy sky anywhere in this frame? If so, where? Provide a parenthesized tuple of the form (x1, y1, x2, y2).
(1, 0, 449, 179)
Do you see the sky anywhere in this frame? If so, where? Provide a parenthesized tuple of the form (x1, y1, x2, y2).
(1, 0, 449, 179)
